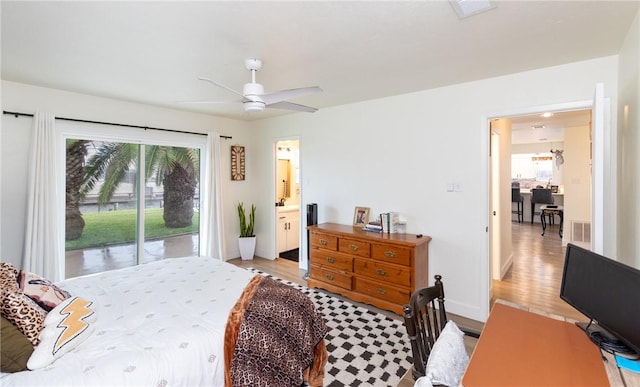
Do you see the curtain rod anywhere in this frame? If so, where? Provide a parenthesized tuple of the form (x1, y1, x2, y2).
(2, 110, 232, 139)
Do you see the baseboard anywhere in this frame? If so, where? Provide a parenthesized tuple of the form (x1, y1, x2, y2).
(500, 253, 514, 280)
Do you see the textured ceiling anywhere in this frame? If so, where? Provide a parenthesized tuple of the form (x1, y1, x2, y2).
(509, 109, 591, 145)
(2, 1, 636, 126)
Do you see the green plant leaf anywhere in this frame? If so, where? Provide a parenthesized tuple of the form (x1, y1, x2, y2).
(237, 202, 256, 237)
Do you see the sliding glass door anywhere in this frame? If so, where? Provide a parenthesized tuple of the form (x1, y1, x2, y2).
(141, 145, 200, 264)
(62, 123, 206, 278)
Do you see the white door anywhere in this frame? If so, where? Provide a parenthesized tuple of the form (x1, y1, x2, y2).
(591, 83, 606, 254)
(289, 214, 300, 251)
(490, 130, 501, 280)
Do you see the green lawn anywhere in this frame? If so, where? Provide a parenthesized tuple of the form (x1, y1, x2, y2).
(65, 208, 199, 250)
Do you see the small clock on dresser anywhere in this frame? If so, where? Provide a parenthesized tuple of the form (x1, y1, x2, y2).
(231, 145, 245, 181)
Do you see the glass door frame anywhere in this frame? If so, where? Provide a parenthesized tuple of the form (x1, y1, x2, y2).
(58, 121, 208, 277)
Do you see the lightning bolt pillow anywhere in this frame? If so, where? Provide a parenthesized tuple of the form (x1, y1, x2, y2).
(27, 296, 96, 370)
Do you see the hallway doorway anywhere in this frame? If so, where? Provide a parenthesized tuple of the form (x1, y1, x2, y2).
(489, 107, 594, 315)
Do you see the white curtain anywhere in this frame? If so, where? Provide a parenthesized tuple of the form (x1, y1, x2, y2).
(23, 112, 63, 281)
(202, 133, 225, 260)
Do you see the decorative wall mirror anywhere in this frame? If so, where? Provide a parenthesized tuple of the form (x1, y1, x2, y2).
(231, 145, 245, 181)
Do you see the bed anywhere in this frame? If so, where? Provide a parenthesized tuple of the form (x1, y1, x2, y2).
(1, 256, 327, 386)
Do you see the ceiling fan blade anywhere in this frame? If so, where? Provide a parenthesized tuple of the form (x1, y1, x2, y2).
(260, 86, 322, 105)
(267, 101, 318, 113)
(198, 77, 246, 100)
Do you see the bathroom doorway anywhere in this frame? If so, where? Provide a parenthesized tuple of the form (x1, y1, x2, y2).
(275, 139, 301, 262)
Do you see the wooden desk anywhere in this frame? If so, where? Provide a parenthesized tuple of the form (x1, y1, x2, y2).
(463, 302, 612, 386)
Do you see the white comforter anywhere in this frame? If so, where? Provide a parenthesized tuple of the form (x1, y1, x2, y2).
(2, 256, 256, 386)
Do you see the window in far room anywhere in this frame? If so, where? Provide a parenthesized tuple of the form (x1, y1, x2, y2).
(511, 153, 553, 188)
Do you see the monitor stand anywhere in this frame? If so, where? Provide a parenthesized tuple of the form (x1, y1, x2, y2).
(577, 321, 640, 359)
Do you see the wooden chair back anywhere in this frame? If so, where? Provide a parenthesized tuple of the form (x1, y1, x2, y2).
(403, 275, 481, 381)
(402, 275, 448, 379)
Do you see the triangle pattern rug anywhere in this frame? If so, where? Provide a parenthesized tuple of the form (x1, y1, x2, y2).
(248, 268, 413, 387)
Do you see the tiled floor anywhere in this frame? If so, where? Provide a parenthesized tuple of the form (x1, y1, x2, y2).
(65, 234, 198, 278)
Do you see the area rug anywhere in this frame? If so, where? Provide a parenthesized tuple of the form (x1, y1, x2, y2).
(279, 248, 299, 262)
(248, 268, 413, 387)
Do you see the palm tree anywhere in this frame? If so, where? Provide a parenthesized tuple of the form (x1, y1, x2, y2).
(81, 143, 199, 228)
(65, 139, 88, 240)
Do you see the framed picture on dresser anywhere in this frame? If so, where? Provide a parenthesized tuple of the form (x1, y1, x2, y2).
(353, 206, 369, 226)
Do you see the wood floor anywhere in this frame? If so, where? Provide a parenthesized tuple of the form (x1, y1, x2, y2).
(491, 220, 586, 321)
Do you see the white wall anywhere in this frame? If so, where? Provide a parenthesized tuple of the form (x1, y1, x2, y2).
(617, 11, 640, 268)
(563, 125, 592, 245)
(251, 56, 620, 321)
(0, 53, 627, 322)
(0, 80, 253, 266)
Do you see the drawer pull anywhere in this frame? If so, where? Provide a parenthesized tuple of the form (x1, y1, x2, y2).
(375, 269, 387, 276)
(349, 244, 359, 251)
(384, 251, 396, 258)
(376, 288, 386, 295)
(319, 239, 328, 245)
(325, 274, 334, 281)
(326, 257, 336, 264)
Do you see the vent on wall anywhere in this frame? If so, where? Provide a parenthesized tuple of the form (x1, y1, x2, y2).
(571, 221, 591, 243)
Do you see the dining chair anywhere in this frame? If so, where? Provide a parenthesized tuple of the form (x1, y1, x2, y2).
(511, 188, 524, 223)
(530, 188, 554, 224)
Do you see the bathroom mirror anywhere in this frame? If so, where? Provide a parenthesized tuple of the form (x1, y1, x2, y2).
(277, 159, 291, 199)
(275, 140, 299, 206)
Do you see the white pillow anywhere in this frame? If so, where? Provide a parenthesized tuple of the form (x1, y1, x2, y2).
(27, 296, 97, 370)
(414, 376, 434, 387)
(424, 320, 469, 387)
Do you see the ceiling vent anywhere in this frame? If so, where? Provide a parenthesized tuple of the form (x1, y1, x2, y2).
(450, 0, 496, 19)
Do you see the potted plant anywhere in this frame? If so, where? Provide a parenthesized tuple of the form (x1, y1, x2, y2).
(237, 202, 256, 260)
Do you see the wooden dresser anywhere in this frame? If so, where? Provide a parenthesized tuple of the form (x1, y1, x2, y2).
(307, 223, 431, 314)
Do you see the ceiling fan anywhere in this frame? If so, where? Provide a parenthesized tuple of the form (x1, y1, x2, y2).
(187, 59, 322, 113)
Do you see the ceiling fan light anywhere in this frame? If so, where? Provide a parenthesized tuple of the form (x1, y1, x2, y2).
(244, 100, 265, 112)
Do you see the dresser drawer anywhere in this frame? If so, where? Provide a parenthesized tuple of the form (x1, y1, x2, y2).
(353, 258, 410, 286)
(354, 277, 411, 306)
(311, 249, 353, 272)
(371, 243, 411, 266)
(338, 238, 371, 258)
(310, 232, 338, 251)
(310, 265, 352, 290)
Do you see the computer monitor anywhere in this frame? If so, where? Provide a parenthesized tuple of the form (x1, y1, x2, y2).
(560, 243, 640, 356)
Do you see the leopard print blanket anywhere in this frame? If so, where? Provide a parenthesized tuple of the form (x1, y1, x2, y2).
(224, 275, 328, 387)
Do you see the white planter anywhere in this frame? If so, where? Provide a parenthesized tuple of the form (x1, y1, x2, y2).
(238, 236, 256, 260)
